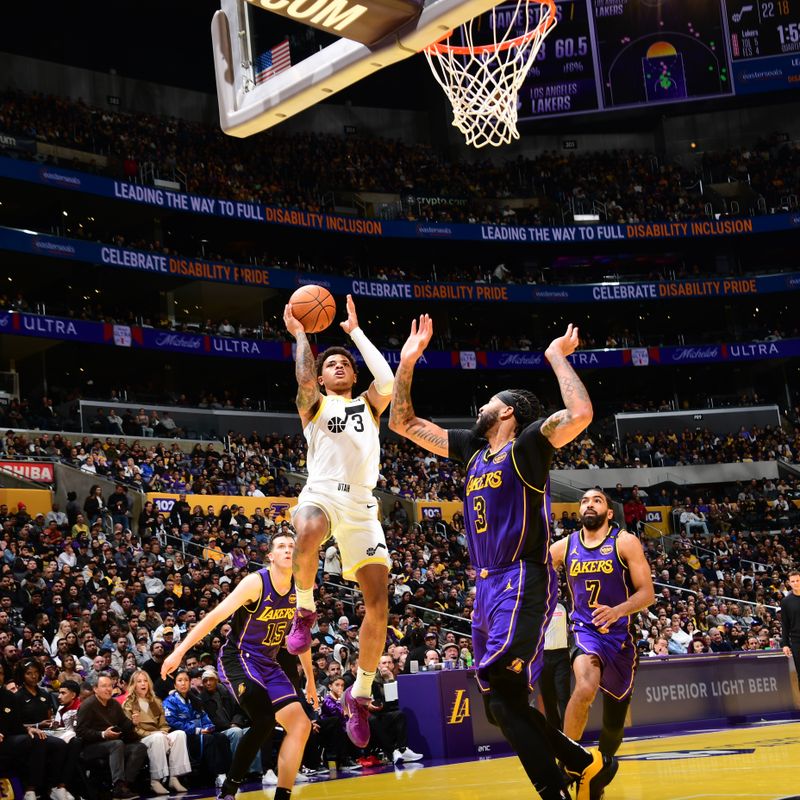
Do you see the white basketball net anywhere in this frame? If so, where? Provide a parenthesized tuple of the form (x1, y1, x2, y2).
(424, 0, 557, 148)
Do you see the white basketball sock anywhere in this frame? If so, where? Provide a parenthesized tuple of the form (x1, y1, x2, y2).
(295, 586, 316, 613)
(352, 667, 376, 698)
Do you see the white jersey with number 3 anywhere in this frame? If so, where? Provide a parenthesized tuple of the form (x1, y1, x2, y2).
(304, 394, 379, 493)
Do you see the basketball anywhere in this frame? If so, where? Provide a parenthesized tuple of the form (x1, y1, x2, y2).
(289, 285, 336, 333)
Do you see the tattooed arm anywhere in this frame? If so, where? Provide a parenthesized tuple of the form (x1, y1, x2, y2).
(389, 315, 450, 458)
(540, 324, 593, 449)
(284, 303, 321, 426)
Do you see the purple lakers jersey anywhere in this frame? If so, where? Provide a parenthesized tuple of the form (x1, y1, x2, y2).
(224, 568, 295, 663)
(463, 440, 552, 569)
(564, 527, 635, 635)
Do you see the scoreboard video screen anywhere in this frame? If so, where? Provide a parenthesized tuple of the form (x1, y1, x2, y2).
(514, 0, 800, 120)
(592, 0, 732, 107)
(516, 0, 601, 118)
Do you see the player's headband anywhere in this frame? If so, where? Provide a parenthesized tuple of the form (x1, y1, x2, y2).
(495, 390, 538, 428)
(496, 390, 521, 412)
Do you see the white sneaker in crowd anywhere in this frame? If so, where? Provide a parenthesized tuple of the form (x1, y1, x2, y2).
(261, 770, 278, 785)
(149, 780, 168, 796)
(168, 778, 187, 794)
(215, 774, 227, 788)
(24, 792, 37, 800)
(50, 788, 69, 800)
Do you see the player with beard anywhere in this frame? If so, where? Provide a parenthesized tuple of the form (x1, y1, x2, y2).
(550, 489, 654, 773)
(391, 317, 617, 800)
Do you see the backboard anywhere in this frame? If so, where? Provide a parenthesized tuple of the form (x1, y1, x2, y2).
(212, 0, 512, 137)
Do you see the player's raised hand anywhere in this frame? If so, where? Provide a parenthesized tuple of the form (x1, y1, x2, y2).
(400, 314, 433, 364)
(339, 294, 359, 335)
(545, 323, 580, 361)
(283, 303, 305, 338)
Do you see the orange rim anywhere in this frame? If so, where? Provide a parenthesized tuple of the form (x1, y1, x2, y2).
(425, 0, 557, 56)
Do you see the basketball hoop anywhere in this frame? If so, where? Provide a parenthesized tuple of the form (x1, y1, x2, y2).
(424, 0, 557, 148)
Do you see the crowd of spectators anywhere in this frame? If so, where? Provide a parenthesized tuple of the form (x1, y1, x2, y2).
(1, 432, 799, 793)
(6, 413, 800, 498)
(1, 90, 798, 226)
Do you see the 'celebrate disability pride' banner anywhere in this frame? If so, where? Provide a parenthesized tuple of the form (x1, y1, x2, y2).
(3, 155, 800, 245)
(3, 225, 800, 306)
(1, 310, 798, 370)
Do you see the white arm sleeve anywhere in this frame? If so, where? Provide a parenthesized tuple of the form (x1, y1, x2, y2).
(349, 327, 394, 396)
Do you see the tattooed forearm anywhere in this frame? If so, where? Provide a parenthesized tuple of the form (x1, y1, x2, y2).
(390, 360, 449, 456)
(295, 332, 315, 384)
(389, 362, 416, 430)
(407, 422, 449, 451)
(294, 332, 319, 411)
(548, 353, 591, 413)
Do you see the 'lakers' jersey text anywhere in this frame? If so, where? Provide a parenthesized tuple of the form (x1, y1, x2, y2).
(564, 527, 635, 635)
(304, 395, 379, 492)
(224, 568, 295, 664)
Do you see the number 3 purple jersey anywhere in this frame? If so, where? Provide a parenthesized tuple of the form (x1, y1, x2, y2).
(464, 441, 552, 569)
(564, 527, 638, 700)
(223, 567, 295, 665)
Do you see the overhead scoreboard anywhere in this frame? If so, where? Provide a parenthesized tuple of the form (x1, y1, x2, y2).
(498, 0, 800, 120)
(727, 0, 800, 92)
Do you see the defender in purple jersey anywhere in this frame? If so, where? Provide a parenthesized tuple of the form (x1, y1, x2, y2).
(161, 534, 317, 800)
(390, 317, 618, 800)
(551, 489, 654, 768)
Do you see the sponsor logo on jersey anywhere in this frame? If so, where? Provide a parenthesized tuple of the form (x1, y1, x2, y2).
(493, 452, 508, 464)
(288, 594, 296, 605)
(600, 545, 614, 555)
(569, 559, 614, 576)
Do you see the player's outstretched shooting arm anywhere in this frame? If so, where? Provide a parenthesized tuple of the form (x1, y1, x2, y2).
(284, 303, 321, 427)
(538, 324, 594, 448)
(389, 314, 450, 458)
(339, 294, 395, 416)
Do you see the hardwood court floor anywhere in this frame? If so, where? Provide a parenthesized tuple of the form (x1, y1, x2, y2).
(238, 720, 800, 800)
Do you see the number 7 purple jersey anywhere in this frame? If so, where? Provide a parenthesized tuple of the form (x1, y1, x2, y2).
(564, 527, 635, 634)
(564, 526, 638, 700)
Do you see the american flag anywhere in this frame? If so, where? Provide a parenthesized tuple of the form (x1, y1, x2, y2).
(254, 39, 292, 84)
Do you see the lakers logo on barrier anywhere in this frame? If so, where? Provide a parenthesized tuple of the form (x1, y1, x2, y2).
(447, 689, 470, 724)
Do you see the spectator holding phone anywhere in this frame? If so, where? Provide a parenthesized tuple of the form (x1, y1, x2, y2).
(76, 673, 147, 800)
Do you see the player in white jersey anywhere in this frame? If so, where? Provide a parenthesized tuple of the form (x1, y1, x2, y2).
(283, 294, 393, 749)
